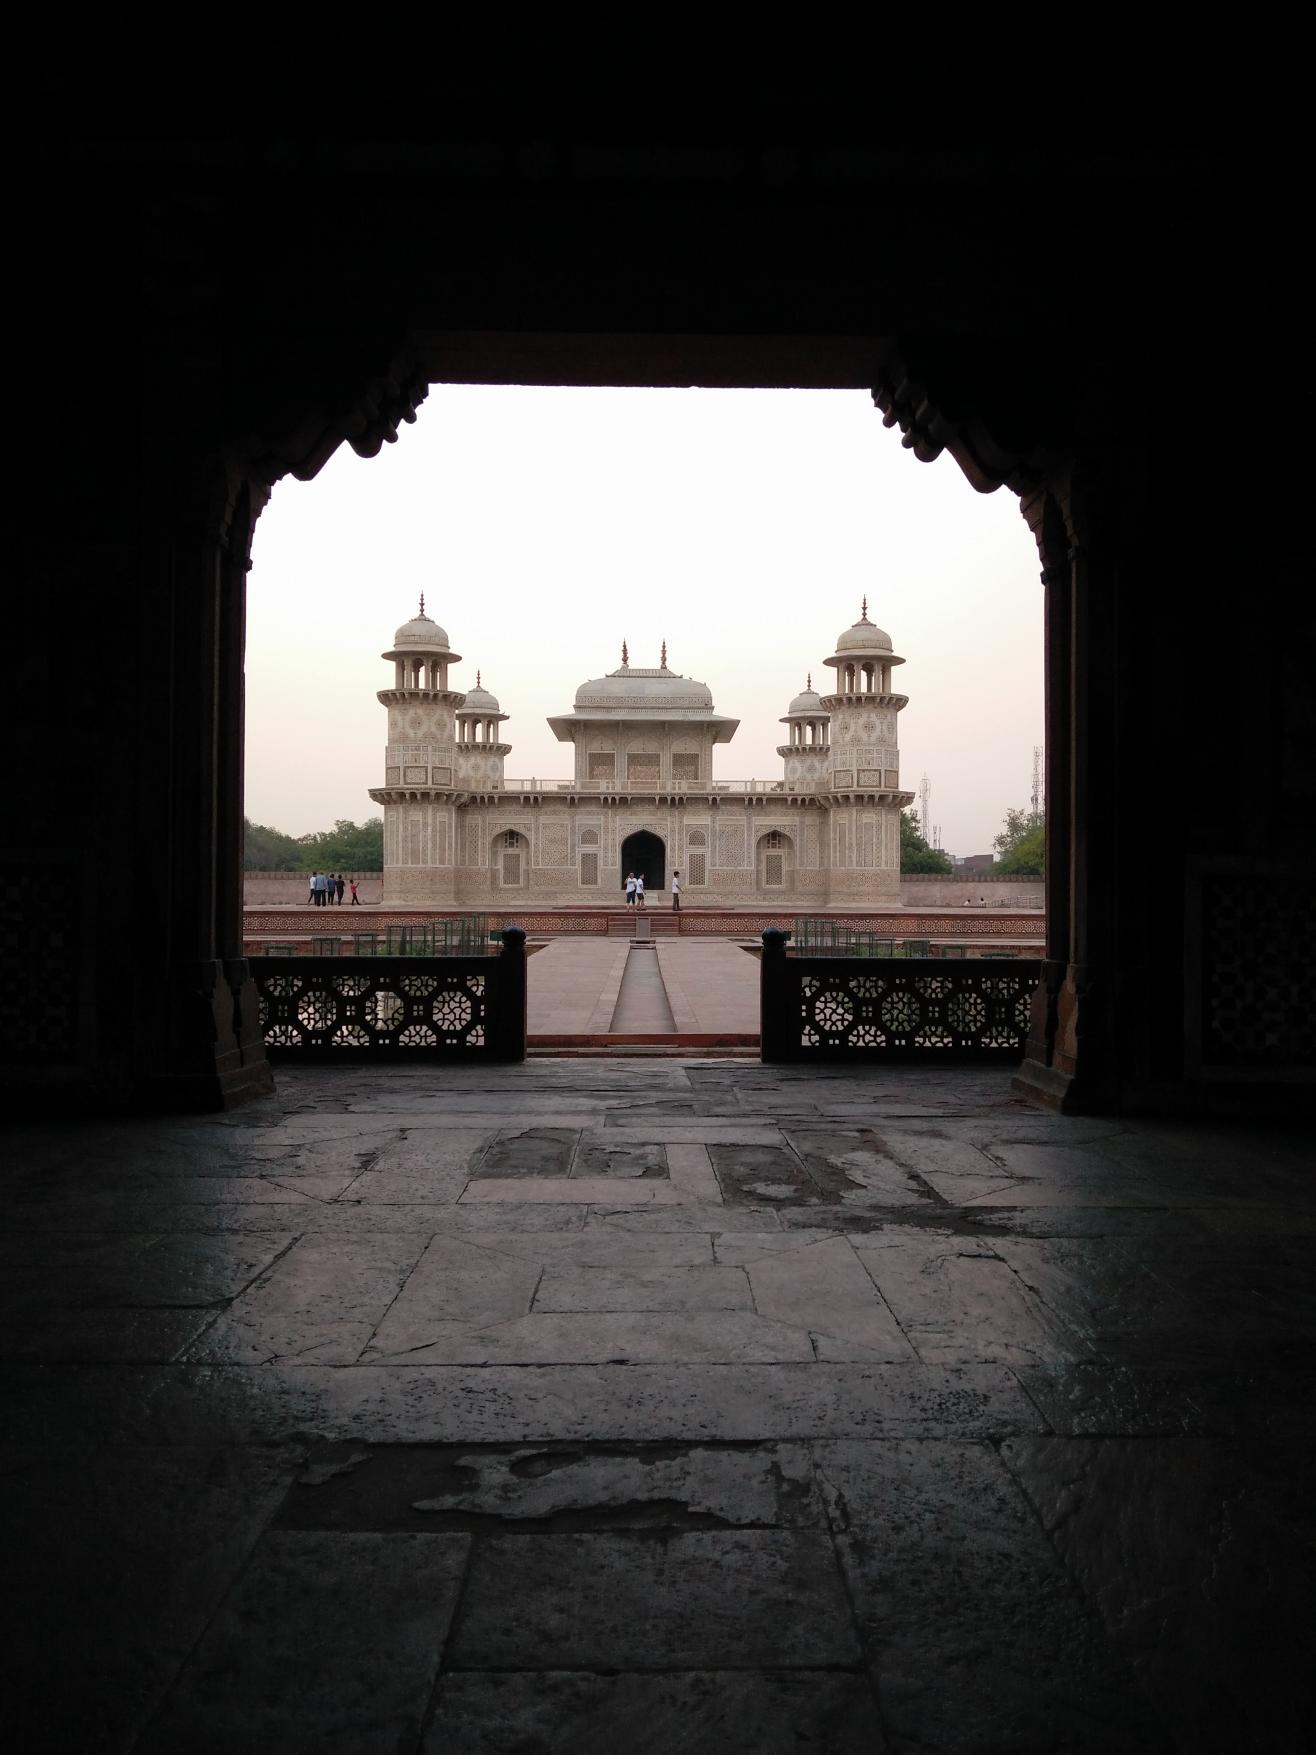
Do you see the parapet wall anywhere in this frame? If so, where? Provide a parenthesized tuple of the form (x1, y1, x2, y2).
(241, 871, 1043, 910)
(244, 872, 385, 905)
(899, 875, 1044, 908)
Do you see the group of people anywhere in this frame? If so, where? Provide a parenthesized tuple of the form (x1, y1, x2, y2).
(624, 870, 681, 910)
(307, 872, 359, 906)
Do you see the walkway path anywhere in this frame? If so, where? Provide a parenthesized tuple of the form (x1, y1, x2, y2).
(655, 939, 760, 1035)
(528, 935, 759, 1040)
(4, 1062, 1311, 1751)
(525, 940, 630, 1036)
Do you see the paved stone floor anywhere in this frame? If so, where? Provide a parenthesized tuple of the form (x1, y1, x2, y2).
(3, 1061, 1314, 1752)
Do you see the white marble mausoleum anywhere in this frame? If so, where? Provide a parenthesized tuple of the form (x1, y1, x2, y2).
(370, 600, 916, 906)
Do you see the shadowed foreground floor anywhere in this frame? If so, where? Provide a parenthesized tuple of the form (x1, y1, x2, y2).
(3, 1062, 1313, 1752)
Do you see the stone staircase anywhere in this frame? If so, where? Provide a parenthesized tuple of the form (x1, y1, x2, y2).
(605, 909, 682, 938)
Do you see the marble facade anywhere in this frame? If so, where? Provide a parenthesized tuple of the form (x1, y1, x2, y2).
(370, 604, 916, 907)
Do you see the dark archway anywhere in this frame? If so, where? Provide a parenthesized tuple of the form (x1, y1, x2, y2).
(621, 831, 665, 897)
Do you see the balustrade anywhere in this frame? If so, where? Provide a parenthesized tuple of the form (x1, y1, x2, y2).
(761, 929, 1040, 1062)
(251, 930, 526, 1060)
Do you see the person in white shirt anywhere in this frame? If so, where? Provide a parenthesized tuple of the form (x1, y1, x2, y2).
(635, 875, 646, 907)
(671, 870, 681, 911)
(624, 872, 637, 907)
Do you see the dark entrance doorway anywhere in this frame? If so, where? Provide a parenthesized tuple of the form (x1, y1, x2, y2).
(621, 831, 665, 897)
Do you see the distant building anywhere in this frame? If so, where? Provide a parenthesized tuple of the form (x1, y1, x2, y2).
(954, 853, 997, 875)
(369, 600, 917, 905)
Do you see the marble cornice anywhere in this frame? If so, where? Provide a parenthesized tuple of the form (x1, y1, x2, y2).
(376, 688, 467, 707)
(819, 789, 917, 808)
(818, 693, 909, 711)
(369, 787, 457, 803)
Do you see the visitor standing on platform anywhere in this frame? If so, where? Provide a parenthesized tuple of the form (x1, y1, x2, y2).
(307, 872, 317, 906)
(349, 878, 360, 905)
(625, 872, 637, 907)
(335, 874, 346, 905)
(671, 870, 681, 911)
(635, 875, 646, 907)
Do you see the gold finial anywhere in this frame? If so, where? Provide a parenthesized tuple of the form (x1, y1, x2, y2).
(419, 592, 425, 616)
(622, 639, 629, 666)
(661, 639, 668, 668)
(860, 594, 869, 622)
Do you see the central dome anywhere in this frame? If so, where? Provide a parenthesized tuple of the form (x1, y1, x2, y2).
(573, 665, 715, 711)
(549, 645, 739, 745)
(573, 646, 715, 711)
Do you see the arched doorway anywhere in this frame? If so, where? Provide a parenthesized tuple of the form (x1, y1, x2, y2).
(621, 831, 665, 897)
(496, 829, 528, 888)
(757, 829, 795, 891)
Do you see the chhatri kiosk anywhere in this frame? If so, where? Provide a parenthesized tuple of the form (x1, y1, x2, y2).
(369, 600, 915, 907)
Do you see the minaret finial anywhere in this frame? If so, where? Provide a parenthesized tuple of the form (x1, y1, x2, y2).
(807, 672, 812, 690)
(476, 669, 481, 687)
(661, 639, 668, 668)
(622, 639, 629, 667)
(860, 594, 869, 622)
(419, 592, 425, 616)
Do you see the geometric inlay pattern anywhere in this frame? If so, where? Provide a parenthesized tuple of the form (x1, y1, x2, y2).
(790, 960, 1040, 1060)
(0, 862, 82, 1064)
(1201, 872, 1316, 1068)
(253, 960, 491, 1057)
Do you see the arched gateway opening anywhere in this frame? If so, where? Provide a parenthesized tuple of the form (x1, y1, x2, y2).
(621, 831, 665, 897)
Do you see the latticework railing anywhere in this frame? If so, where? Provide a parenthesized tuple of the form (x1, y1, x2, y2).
(762, 930, 1039, 1062)
(251, 932, 526, 1060)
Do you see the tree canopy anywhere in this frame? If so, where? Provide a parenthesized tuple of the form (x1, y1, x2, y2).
(900, 809, 954, 874)
(243, 817, 384, 872)
(243, 819, 303, 871)
(993, 806, 1045, 876)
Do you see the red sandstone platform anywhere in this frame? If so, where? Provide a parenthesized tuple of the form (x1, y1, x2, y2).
(243, 903, 1044, 955)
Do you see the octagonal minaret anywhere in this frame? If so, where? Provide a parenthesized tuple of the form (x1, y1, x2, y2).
(819, 598, 916, 902)
(778, 674, 829, 792)
(368, 598, 464, 904)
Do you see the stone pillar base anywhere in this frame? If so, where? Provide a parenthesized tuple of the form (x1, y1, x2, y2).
(1011, 1057, 1082, 1112)
(148, 960, 276, 1112)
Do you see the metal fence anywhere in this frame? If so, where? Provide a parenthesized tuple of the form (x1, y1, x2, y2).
(793, 917, 933, 958)
(763, 929, 1040, 1062)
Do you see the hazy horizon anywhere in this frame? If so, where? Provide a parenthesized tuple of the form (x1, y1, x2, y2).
(245, 386, 1042, 856)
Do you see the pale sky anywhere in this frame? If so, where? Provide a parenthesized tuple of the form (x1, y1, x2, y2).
(245, 386, 1041, 856)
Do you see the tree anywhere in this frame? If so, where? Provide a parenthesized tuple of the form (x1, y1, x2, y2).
(243, 818, 304, 871)
(993, 806, 1045, 876)
(297, 817, 384, 872)
(900, 808, 954, 874)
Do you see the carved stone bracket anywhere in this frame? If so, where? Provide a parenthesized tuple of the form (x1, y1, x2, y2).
(244, 343, 431, 489)
(871, 343, 1063, 499)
